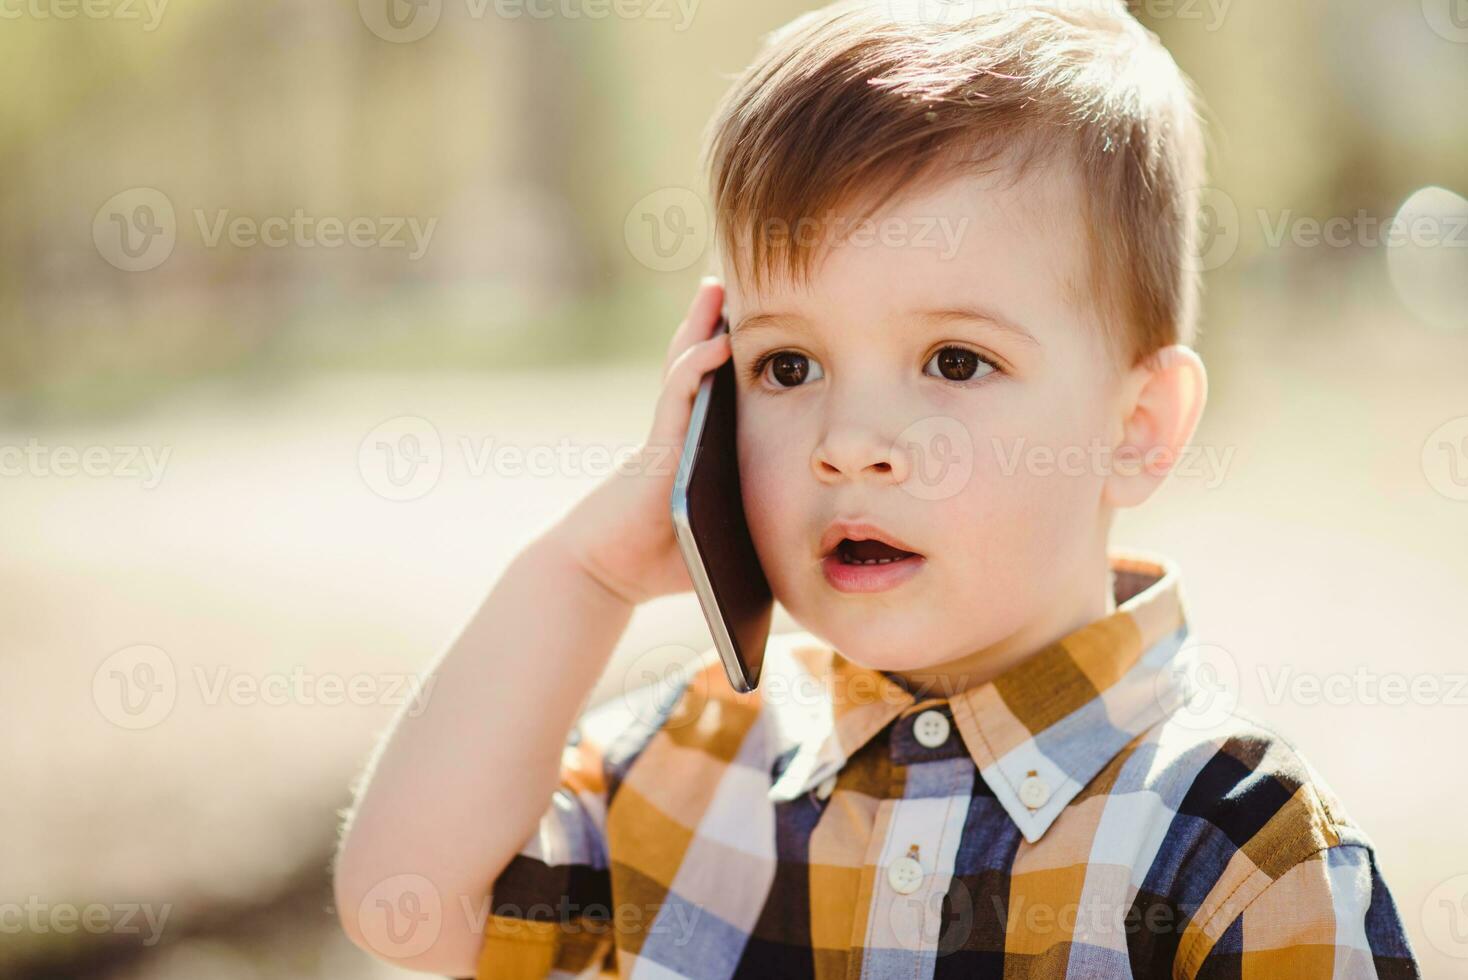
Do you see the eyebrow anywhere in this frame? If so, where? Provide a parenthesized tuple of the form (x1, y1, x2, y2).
(732, 306, 1041, 348)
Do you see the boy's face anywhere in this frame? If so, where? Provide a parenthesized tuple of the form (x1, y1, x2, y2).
(725, 158, 1128, 680)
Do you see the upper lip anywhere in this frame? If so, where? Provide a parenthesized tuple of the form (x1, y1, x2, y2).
(819, 519, 923, 559)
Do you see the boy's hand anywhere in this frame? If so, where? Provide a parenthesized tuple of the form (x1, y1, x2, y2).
(550, 277, 732, 607)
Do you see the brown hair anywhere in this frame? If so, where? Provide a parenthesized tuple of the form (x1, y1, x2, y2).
(699, 0, 1210, 368)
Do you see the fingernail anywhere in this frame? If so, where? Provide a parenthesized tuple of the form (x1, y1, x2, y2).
(700, 275, 721, 289)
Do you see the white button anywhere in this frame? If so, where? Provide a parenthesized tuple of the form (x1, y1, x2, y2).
(814, 774, 837, 800)
(887, 855, 924, 894)
(1018, 773, 1051, 809)
(912, 709, 950, 748)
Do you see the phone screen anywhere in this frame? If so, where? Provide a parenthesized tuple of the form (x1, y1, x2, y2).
(671, 313, 774, 692)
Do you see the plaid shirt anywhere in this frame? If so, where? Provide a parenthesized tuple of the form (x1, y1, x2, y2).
(471, 552, 1420, 978)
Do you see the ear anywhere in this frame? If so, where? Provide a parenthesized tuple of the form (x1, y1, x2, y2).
(1102, 345, 1209, 509)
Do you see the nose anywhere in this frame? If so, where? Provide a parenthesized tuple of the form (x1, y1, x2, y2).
(810, 413, 911, 486)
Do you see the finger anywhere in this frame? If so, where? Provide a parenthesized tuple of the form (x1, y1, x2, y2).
(663, 276, 725, 377)
(649, 331, 732, 451)
(663, 277, 724, 376)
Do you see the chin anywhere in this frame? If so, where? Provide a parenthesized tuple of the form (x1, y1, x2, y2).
(809, 616, 945, 672)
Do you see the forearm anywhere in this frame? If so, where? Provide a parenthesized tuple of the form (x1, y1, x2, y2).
(333, 523, 634, 969)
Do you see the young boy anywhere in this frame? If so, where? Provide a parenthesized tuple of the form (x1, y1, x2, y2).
(334, 1, 1422, 977)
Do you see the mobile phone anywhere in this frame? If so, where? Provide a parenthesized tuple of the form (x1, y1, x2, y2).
(670, 312, 774, 692)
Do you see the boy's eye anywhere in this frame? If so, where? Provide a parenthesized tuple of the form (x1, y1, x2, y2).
(754, 351, 825, 388)
(924, 346, 996, 383)
(747, 345, 999, 390)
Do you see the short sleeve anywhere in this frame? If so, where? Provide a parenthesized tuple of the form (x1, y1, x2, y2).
(1189, 843, 1421, 979)
(471, 676, 689, 979)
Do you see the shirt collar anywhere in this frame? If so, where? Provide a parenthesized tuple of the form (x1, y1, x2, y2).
(763, 550, 1195, 844)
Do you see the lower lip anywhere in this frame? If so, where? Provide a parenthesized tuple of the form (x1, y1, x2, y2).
(821, 553, 926, 594)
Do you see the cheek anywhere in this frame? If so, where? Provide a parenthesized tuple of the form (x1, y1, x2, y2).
(736, 407, 805, 573)
(947, 408, 1110, 554)
(735, 401, 774, 502)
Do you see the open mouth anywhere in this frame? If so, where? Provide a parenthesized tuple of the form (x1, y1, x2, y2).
(821, 532, 926, 594)
(817, 522, 926, 593)
(832, 537, 922, 565)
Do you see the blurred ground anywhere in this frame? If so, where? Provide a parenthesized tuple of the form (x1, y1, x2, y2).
(3, 280, 1466, 976)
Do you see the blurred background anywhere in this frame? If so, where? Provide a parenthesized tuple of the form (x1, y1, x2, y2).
(4, 0, 1467, 976)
